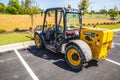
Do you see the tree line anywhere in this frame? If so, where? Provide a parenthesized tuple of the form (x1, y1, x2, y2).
(0, 0, 41, 14)
(78, 0, 120, 18)
(0, 0, 120, 18)
(89, 7, 120, 18)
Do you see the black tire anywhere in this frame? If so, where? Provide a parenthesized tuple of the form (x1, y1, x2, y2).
(65, 44, 84, 70)
(34, 33, 43, 49)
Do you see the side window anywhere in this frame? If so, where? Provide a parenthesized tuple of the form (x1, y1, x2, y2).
(45, 10, 55, 30)
(66, 13, 80, 30)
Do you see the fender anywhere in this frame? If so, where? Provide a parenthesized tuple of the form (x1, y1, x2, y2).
(34, 30, 45, 46)
(65, 40, 92, 62)
(35, 31, 42, 37)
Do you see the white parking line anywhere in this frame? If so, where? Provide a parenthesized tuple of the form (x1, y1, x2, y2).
(113, 42, 120, 46)
(14, 49, 39, 80)
(106, 58, 120, 66)
(111, 42, 120, 48)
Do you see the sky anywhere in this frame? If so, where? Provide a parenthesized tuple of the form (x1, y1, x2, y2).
(0, 0, 120, 12)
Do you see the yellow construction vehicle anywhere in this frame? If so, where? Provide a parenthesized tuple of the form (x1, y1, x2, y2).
(34, 7, 114, 70)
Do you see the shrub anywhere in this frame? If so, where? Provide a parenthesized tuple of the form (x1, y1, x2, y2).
(111, 22, 114, 24)
(92, 23, 95, 26)
(29, 27, 32, 31)
(0, 29, 6, 33)
(82, 23, 86, 26)
(107, 22, 110, 25)
(87, 23, 91, 26)
(14, 27, 19, 32)
(93, 25, 96, 28)
(96, 23, 99, 25)
(103, 22, 107, 25)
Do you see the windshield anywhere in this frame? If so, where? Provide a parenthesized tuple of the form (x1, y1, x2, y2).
(66, 13, 80, 30)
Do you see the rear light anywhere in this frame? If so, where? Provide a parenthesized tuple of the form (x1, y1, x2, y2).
(66, 30, 79, 35)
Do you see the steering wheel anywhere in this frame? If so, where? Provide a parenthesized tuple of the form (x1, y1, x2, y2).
(56, 25, 63, 42)
(56, 25, 63, 34)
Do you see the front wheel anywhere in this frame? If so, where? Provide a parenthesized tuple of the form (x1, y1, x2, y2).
(34, 33, 43, 49)
(65, 45, 83, 70)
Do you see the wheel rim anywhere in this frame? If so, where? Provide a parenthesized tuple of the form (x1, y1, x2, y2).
(67, 49, 81, 66)
(35, 35, 41, 47)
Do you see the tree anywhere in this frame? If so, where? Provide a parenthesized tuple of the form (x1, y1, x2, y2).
(40, 9, 44, 16)
(25, 0, 31, 8)
(0, 3, 6, 13)
(108, 9, 119, 19)
(7, 0, 23, 14)
(99, 9, 107, 14)
(78, 0, 91, 15)
(90, 10, 95, 14)
(6, 6, 18, 14)
(32, 7, 41, 14)
(99, 9, 107, 16)
(24, 7, 31, 14)
(89, 10, 95, 17)
(24, 0, 41, 14)
(0, 0, 41, 14)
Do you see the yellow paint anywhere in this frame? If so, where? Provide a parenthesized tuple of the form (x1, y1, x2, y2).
(67, 49, 81, 66)
(35, 35, 41, 47)
(46, 23, 64, 30)
(45, 23, 114, 60)
(80, 28, 114, 59)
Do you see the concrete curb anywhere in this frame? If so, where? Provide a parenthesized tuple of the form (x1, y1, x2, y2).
(114, 28, 120, 32)
(0, 28, 120, 53)
(0, 41, 35, 53)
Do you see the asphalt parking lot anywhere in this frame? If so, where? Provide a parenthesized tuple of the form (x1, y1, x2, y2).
(0, 31, 120, 80)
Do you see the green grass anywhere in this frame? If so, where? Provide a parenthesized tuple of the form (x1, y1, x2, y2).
(95, 24, 120, 29)
(0, 24, 120, 45)
(83, 14, 120, 19)
(0, 33, 32, 45)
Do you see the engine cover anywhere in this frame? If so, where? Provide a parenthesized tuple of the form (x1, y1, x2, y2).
(80, 27, 114, 59)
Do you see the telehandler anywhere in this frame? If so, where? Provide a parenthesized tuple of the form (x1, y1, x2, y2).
(34, 7, 114, 70)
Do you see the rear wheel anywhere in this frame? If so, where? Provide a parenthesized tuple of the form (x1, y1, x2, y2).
(65, 45, 83, 70)
(34, 34, 43, 49)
